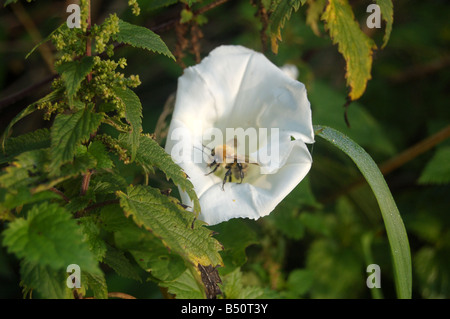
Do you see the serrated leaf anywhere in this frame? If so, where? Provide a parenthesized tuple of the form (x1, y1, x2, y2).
(113, 87, 142, 161)
(116, 19, 175, 60)
(103, 245, 142, 282)
(50, 108, 103, 172)
(375, 0, 394, 48)
(0, 128, 50, 164)
(119, 134, 200, 213)
(220, 267, 276, 299)
(160, 269, 205, 299)
(88, 140, 113, 169)
(208, 219, 258, 275)
(306, 0, 327, 36)
(2, 89, 63, 152)
(56, 56, 94, 104)
(418, 147, 450, 185)
(322, 0, 376, 100)
(84, 272, 108, 299)
(79, 216, 107, 262)
(20, 261, 73, 299)
(117, 185, 223, 269)
(2, 202, 100, 274)
(269, 0, 305, 54)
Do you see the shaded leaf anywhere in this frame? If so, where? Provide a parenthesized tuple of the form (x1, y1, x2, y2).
(375, 0, 394, 48)
(2, 202, 100, 274)
(119, 134, 200, 213)
(113, 87, 142, 161)
(116, 19, 175, 60)
(418, 147, 450, 185)
(50, 108, 103, 172)
(117, 185, 223, 269)
(322, 0, 376, 100)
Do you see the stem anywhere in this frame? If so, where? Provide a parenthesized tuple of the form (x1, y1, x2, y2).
(86, 0, 92, 82)
(80, 170, 92, 196)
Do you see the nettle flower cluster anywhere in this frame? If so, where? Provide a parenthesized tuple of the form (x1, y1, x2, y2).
(38, 13, 140, 120)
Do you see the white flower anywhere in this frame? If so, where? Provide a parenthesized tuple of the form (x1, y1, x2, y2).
(165, 45, 314, 225)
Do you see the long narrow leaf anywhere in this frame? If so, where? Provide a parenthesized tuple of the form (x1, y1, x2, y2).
(314, 125, 411, 299)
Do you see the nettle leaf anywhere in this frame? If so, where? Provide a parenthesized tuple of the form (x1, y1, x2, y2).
(208, 219, 258, 275)
(220, 267, 278, 299)
(87, 140, 113, 169)
(306, 0, 327, 36)
(418, 147, 450, 185)
(269, 0, 306, 54)
(375, 0, 394, 48)
(160, 268, 205, 299)
(322, 0, 376, 100)
(2, 202, 100, 274)
(2, 89, 63, 151)
(0, 128, 50, 164)
(56, 56, 95, 104)
(50, 108, 103, 172)
(116, 19, 175, 60)
(103, 245, 142, 282)
(146, 0, 178, 11)
(83, 272, 108, 299)
(117, 185, 223, 269)
(113, 87, 142, 161)
(20, 261, 73, 299)
(119, 134, 200, 214)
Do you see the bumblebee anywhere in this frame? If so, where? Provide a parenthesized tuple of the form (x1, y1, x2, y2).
(204, 140, 258, 190)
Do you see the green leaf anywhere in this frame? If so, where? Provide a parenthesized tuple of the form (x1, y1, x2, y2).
(2, 202, 100, 274)
(20, 261, 73, 299)
(208, 219, 258, 275)
(56, 56, 95, 104)
(103, 245, 142, 282)
(113, 87, 142, 161)
(286, 269, 314, 297)
(2, 89, 63, 151)
(321, 0, 376, 100)
(315, 125, 411, 299)
(145, 0, 178, 11)
(269, 0, 305, 54)
(160, 269, 205, 299)
(84, 272, 108, 299)
(117, 185, 223, 269)
(0, 128, 50, 164)
(50, 108, 103, 172)
(418, 147, 450, 185)
(25, 23, 67, 59)
(306, 0, 327, 36)
(119, 134, 200, 214)
(3, 0, 18, 7)
(220, 267, 277, 299)
(116, 19, 175, 60)
(375, 0, 394, 48)
(87, 140, 113, 169)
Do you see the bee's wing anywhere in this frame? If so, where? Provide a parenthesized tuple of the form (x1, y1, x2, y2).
(233, 154, 259, 165)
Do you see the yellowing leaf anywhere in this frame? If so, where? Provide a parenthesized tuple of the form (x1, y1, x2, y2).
(376, 0, 394, 49)
(322, 0, 376, 100)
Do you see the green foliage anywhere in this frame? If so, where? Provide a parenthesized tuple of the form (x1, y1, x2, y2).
(418, 147, 450, 185)
(116, 20, 175, 60)
(50, 108, 104, 172)
(117, 185, 223, 269)
(1, 0, 445, 301)
(321, 0, 376, 101)
(3, 202, 99, 273)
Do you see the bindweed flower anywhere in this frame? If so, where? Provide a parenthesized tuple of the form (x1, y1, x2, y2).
(165, 45, 314, 225)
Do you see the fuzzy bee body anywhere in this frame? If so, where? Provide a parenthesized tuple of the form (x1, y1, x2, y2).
(205, 143, 257, 190)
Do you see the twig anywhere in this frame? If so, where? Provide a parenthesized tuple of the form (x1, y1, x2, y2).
(107, 292, 136, 299)
(50, 187, 70, 203)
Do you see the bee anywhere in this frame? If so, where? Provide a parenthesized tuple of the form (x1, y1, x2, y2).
(202, 139, 259, 190)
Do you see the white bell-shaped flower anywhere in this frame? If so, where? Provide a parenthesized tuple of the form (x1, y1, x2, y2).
(165, 45, 314, 225)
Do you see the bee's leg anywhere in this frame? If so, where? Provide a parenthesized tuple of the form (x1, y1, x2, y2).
(205, 161, 219, 176)
(237, 162, 244, 184)
(222, 165, 232, 191)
